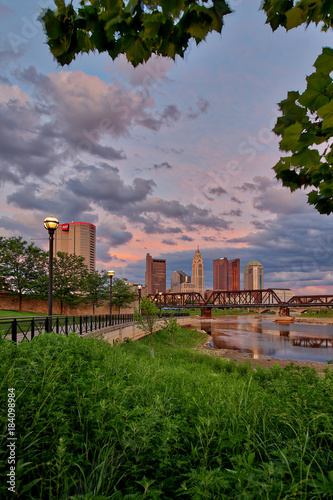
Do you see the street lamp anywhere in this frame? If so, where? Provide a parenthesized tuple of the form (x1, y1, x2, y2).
(108, 270, 115, 319)
(138, 285, 142, 313)
(159, 291, 162, 311)
(43, 216, 59, 332)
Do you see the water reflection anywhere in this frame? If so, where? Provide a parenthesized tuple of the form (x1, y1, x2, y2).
(199, 316, 333, 363)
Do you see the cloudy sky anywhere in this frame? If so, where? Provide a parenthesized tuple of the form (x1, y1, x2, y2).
(0, 0, 333, 293)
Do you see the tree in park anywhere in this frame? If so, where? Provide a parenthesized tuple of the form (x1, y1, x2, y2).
(112, 278, 137, 313)
(0, 236, 48, 310)
(52, 251, 90, 313)
(84, 269, 109, 314)
(134, 296, 160, 357)
(41, 1, 333, 214)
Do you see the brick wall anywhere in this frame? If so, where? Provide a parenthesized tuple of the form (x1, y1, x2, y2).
(0, 293, 137, 316)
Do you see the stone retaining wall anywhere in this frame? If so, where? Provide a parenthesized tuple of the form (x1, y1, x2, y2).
(86, 317, 193, 344)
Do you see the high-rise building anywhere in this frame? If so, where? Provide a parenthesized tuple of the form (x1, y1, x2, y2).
(213, 257, 240, 290)
(244, 260, 264, 290)
(228, 258, 240, 290)
(145, 253, 166, 294)
(170, 270, 194, 293)
(192, 247, 204, 295)
(54, 222, 96, 272)
(170, 270, 191, 287)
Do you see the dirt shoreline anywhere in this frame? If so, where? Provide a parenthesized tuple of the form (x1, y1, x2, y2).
(191, 315, 333, 374)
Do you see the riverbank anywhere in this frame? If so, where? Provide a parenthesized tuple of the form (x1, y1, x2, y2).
(193, 337, 332, 374)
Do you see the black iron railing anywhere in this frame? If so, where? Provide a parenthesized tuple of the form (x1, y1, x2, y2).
(0, 311, 189, 344)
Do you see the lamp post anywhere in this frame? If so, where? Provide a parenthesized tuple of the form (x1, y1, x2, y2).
(159, 291, 162, 311)
(108, 270, 114, 319)
(138, 285, 142, 313)
(43, 216, 59, 332)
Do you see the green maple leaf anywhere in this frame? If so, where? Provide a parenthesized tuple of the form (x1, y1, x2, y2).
(122, 35, 151, 65)
(279, 122, 303, 152)
(299, 72, 331, 110)
(314, 47, 333, 74)
(317, 100, 333, 130)
(291, 148, 321, 170)
(286, 5, 308, 29)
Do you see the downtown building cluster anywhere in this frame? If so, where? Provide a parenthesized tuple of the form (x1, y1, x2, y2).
(145, 249, 265, 295)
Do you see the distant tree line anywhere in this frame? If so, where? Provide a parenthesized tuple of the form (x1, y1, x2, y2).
(0, 236, 137, 313)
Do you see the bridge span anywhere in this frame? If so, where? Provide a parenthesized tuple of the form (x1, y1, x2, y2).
(148, 289, 333, 317)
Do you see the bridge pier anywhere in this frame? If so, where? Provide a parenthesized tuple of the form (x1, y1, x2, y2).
(201, 308, 212, 318)
(279, 306, 290, 317)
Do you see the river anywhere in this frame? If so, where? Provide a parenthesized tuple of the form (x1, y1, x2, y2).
(197, 315, 333, 364)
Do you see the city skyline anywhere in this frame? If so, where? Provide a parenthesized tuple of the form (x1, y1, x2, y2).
(0, 2, 333, 294)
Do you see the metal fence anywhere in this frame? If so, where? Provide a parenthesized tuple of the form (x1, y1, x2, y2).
(0, 311, 189, 344)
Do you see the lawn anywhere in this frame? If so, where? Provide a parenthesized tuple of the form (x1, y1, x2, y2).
(0, 309, 46, 319)
(0, 326, 332, 498)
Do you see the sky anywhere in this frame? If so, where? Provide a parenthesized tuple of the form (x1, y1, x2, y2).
(0, 0, 333, 293)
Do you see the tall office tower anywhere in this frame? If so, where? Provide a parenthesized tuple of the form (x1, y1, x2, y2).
(170, 270, 191, 288)
(54, 222, 96, 272)
(192, 247, 204, 295)
(170, 270, 193, 293)
(213, 257, 240, 290)
(228, 258, 240, 290)
(145, 253, 166, 294)
(213, 258, 228, 289)
(244, 260, 264, 290)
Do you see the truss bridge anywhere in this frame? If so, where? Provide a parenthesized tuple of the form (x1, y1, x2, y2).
(149, 289, 333, 317)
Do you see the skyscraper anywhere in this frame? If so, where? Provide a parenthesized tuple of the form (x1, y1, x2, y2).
(228, 258, 240, 290)
(244, 260, 264, 290)
(54, 222, 96, 272)
(170, 270, 194, 293)
(213, 257, 240, 290)
(192, 247, 204, 295)
(145, 253, 166, 294)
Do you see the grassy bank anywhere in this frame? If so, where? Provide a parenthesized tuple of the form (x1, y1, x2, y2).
(0, 327, 333, 499)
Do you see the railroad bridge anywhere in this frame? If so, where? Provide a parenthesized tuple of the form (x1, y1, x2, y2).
(148, 289, 333, 317)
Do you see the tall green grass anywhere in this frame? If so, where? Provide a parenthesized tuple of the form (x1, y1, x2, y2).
(0, 327, 332, 498)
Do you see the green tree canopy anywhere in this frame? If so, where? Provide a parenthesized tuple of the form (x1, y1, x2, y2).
(53, 251, 90, 313)
(112, 278, 137, 313)
(85, 269, 109, 314)
(0, 237, 48, 309)
(41, 1, 333, 213)
(41, 0, 232, 66)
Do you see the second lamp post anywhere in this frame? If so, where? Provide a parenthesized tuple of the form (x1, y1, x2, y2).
(108, 270, 114, 319)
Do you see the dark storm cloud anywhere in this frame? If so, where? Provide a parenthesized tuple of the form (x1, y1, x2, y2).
(162, 239, 177, 246)
(130, 200, 230, 232)
(186, 98, 209, 119)
(65, 163, 230, 232)
(203, 236, 217, 242)
(137, 104, 181, 130)
(7, 183, 95, 224)
(178, 235, 194, 242)
(98, 221, 133, 247)
(67, 164, 156, 211)
(222, 209, 242, 217)
(10, 67, 184, 169)
(236, 182, 258, 192)
(152, 162, 172, 170)
(251, 219, 271, 230)
(0, 216, 31, 234)
(202, 184, 228, 201)
(0, 95, 62, 179)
